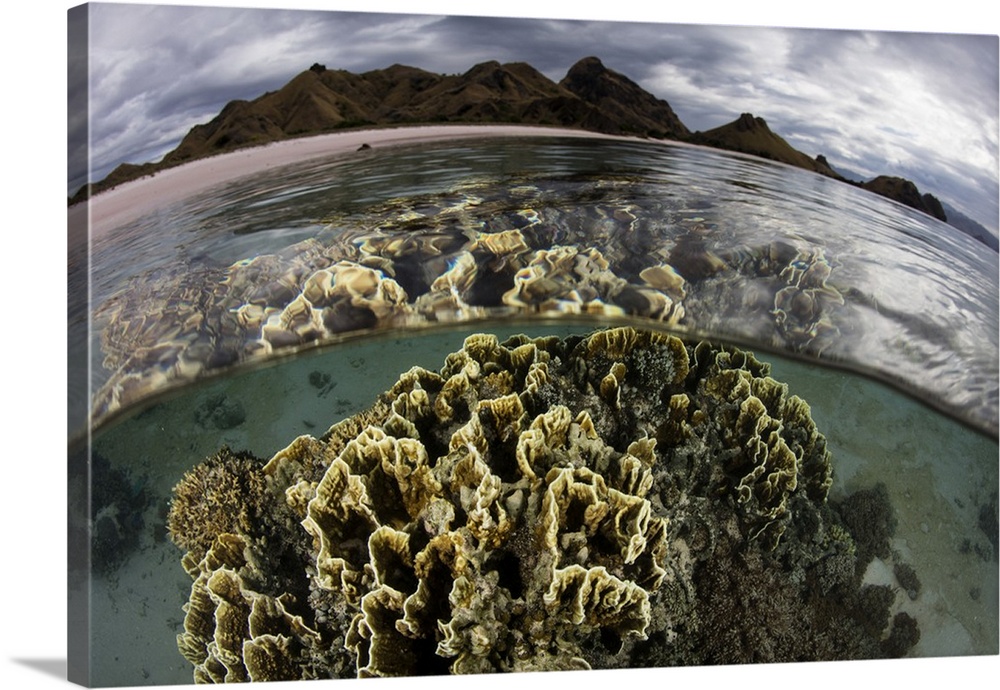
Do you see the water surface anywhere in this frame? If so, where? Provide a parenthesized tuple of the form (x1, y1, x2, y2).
(82, 137, 999, 437)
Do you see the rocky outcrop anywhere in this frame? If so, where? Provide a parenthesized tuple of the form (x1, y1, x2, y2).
(559, 56, 690, 139)
(814, 154, 841, 178)
(690, 113, 845, 179)
(921, 193, 946, 222)
(861, 176, 947, 222)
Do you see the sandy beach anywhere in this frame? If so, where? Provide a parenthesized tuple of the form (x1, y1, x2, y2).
(72, 125, 625, 237)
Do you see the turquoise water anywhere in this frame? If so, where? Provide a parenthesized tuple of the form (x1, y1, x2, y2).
(71, 137, 999, 685)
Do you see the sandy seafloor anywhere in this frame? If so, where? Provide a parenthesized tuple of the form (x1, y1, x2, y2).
(86, 322, 999, 687)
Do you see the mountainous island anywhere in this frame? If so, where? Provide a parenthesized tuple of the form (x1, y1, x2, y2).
(75, 56, 996, 250)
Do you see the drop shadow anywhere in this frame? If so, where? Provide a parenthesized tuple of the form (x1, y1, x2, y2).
(10, 658, 67, 680)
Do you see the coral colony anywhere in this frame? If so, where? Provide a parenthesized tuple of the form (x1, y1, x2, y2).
(167, 327, 917, 680)
(93, 182, 843, 427)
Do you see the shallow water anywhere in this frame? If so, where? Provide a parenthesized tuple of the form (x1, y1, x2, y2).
(71, 136, 1000, 684)
(80, 137, 999, 437)
(77, 322, 998, 686)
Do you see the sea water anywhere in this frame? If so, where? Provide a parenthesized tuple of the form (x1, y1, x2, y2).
(70, 137, 999, 685)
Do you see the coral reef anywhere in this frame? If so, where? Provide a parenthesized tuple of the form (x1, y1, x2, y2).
(893, 562, 921, 600)
(194, 392, 247, 430)
(837, 483, 896, 568)
(882, 613, 921, 657)
(167, 327, 917, 680)
(770, 248, 843, 352)
(92, 451, 152, 575)
(979, 491, 998, 560)
(93, 181, 857, 429)
(167, 448, 268, 563)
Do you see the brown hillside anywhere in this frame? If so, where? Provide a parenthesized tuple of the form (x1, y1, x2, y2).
(560, 56, 690, 139)
(862, 176, 947, 221)
(72, 57, 958, 233)
(80, 57, 697, 200)
(163, 57, 696, 171)
(392, 61, 574, 123)
(162, 60, 585, 166)
(690, 113, 844, 179)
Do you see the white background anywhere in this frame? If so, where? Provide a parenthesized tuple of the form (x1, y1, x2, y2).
(2, 1, 997, 688)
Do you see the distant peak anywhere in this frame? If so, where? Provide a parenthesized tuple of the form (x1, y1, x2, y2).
(464, 60, 503, 74)
(735, 113, 768, 131)
(566, 56, 607, 76)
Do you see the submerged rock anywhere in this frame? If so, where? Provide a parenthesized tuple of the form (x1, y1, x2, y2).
(91, 451, 152, 575)
(193, 392, 246, 430)
(837, 482, 896, 567)
(978, 491, 999, 559)
(167, 326, 915, 680)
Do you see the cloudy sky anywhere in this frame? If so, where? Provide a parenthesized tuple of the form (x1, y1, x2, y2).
(70, 0, 999, 235)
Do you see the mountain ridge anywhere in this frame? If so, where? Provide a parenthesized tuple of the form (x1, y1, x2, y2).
(76, 56, 988, 248)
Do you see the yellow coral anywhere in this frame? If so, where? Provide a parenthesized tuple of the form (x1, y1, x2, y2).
(169, 326, 836, 679)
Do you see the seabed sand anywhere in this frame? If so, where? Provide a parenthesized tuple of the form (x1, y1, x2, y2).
(74, 124, 629, 236)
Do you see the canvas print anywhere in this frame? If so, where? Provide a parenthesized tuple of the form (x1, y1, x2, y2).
(67, 2, 999, 687)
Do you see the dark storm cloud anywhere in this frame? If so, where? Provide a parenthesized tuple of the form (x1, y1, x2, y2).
(75, 3, 998, 234)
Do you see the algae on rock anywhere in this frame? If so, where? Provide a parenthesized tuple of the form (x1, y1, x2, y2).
(167, 326, 915, 680)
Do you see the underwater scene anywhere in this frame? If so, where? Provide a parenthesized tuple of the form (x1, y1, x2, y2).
(70, 137, 999, 685)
